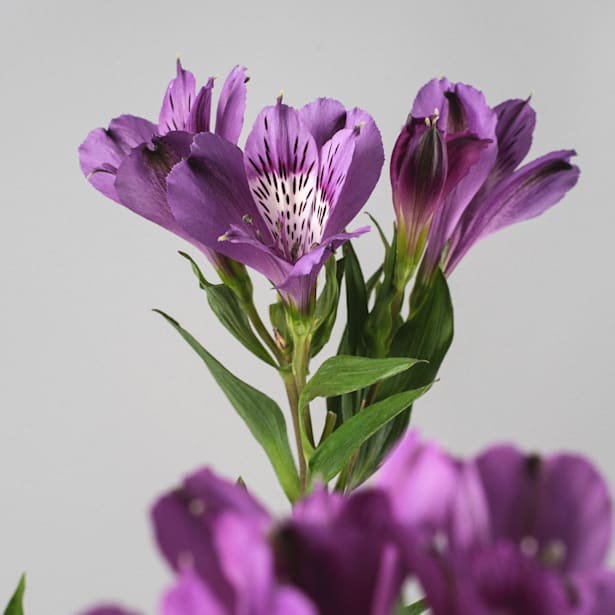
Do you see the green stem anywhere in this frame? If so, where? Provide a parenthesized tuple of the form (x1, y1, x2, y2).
(293, 333, 315, 446)
(244, 297, 285, 365)
(282, 371, 308, 492)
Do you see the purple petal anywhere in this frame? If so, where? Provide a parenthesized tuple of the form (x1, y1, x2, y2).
(79, 115, 156, 202)
(215, 65, 248, 144)
(299, 98, 347, 149)
(244, 100, 321, 262)
(408, 541, 570, 615)
(390, 118, 448, 237)
(276, 490, 403, 615)
(468, 542, 570, 615)
(158, 59, 197, 135)
(376, 431, 490, 549)
(476, 445, 612, 573)
(114, 131, 192, 234)
(322, 108, 384, 237)
(213, 513, 273, 613)
(79, 608, 141, 615)
(186, 78, 214, 134)
(292, 484, 345, 523)
(447, 150, 580, 272)
(276, 227, 368, 310)
(151, 468, 270, 605)
(411, 78, 452, 131)
(167, 132, 285, 281)
(571, 569, 615, 615)
(491, 97, 536, 183)
(160, 572, 225, 615)
(271, 588, 318, 615)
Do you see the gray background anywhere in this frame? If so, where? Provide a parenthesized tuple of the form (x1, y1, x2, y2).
(1, 0, 614, 612)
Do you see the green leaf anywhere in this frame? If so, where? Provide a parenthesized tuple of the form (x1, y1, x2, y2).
(342, 242, 368, 356)
(395, 598, 429, 615)
(310, 256, 341, 358)
(300, 355, 421, 411)
(365, 212, 390, 249)
(3, 575, 25, 615)
(179, 252, 276, 367)
(154, 310, 300, 501)
(351, 269, 454, 486)
(309, 387, 430, 481)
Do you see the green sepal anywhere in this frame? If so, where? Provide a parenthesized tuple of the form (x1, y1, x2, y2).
(154, 309, 300, 502)
(3, 575, 25, 615)
(309, 386, 430, 482)
(179, 252, 276, 367)
(310, 255, 342, 358)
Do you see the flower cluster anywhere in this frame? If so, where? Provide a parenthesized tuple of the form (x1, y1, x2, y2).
(31, 59, 595, 615)
(83, 432, 615, 615)
(390, 79, 579, 283)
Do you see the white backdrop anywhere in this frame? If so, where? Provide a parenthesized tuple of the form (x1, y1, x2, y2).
(1, 1, 614, 612)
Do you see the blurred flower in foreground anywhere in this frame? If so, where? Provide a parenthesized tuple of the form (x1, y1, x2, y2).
(378, 432, 615, 614)
(80, 432, 615, 615)
(79, 60, 248, 272)
(391, 78, 580, 282)
(166, 97, 384, 311)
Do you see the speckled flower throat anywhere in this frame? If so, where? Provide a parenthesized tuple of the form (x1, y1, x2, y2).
(244, 99, 356, 262)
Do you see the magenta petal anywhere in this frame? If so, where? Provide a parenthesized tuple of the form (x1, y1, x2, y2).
(158, 59, 197, 134)
(299, 98, 347, 149)
(476, 445, 612, 573)
(114, 131, 192, 234)
(322, 108, 384, 236)
(79, 115, 157, 202)
(447, 150, 580, 272)
(215, 65, 248, 144)
(160, 572, 226, 615)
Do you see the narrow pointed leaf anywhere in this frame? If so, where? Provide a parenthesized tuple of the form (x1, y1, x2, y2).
(300, 355, 421, 411)
(310, 256, 341, 357)
(154, 310, 300, 501)
(180, 252, 276, 367)
(342, 241, 368, 355)
(3, 575, 25, 615)
(310, 387, 430, 481)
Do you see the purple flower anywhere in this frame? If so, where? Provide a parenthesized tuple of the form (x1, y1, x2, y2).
(376, 431, 615, 614)
(78, 60, 248, 271)
(390, 103, 490, 275)
(396, 78, 580, 278)
(166, 97, 384, 311)
(275, 487, 405, 615)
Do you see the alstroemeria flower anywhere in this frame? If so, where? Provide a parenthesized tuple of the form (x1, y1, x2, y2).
(276, 487, 405, 615)
(78, 60, 247, 271)
(167, 97, 384, 310)
(390, 107, 490, 268)
(376, 431, 615, 615)
(405, 79, 580, 277)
